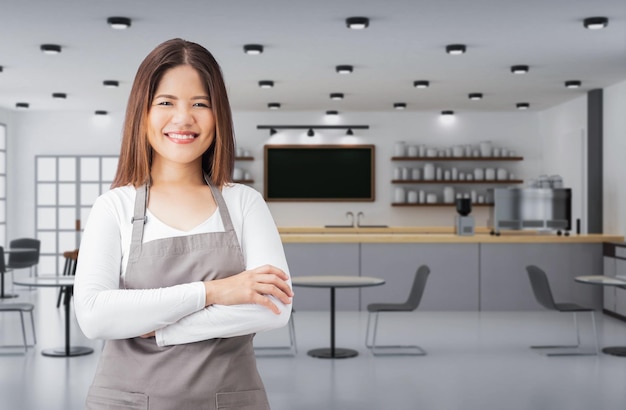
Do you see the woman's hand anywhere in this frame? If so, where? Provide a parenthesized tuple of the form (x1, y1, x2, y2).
(204, 264, 293, 314)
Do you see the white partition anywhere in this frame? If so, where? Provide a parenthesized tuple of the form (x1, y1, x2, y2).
(0, 124, 5, 247)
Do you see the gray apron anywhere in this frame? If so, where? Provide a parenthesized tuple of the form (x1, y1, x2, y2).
(85, 182, 270, 410)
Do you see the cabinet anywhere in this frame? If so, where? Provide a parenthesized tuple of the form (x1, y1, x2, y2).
(391, 156, 524, 206)
(234, 156, 254, 184)
(601, 243, 626, 319)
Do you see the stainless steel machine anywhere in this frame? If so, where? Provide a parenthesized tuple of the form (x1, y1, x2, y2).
(488, 188, 572, 235)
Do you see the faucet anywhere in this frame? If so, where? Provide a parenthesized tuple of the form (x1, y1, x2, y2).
(356, 212, 364, 227)
(346, 211, 355, 227)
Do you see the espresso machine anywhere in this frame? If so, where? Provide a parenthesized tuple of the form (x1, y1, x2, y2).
(455, 198, 475, 236)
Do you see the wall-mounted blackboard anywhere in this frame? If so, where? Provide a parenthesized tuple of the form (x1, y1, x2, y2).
(264, 144, 375, 201)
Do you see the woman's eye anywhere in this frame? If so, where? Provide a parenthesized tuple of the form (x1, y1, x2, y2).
(193, 102, 210, 108)
(155, 101, 172, 106)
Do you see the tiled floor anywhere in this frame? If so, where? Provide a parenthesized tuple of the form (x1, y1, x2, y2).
(2, 281, 626, 410)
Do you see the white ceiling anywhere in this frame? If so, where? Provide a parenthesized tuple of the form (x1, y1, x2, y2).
(0, 0, 625, 114)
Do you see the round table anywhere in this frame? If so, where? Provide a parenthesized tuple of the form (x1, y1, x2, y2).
(291, 275, 385, 359)
(1, 248, 38, 299)
(13, 276, 94, 357)
(575, 275, 626, 357)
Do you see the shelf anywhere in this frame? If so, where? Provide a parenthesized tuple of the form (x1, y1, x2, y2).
(391, 156, 523, 161)
(233, 179, 254, 184)
(391, 179, 523, 184)
(392, 203, 494, 207)
(235, 156, 254, 161)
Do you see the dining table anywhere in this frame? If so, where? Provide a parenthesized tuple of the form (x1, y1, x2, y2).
(291, 275, 385, 359)
(575, 275, 626, 356)
(12, 276, 94, 357)
(1, 248, 38, 299)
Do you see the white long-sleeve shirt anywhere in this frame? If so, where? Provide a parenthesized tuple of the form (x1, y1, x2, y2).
(74, 183, 292, 347)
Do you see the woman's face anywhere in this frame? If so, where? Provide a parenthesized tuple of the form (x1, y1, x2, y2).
(147, 64, 215, 171)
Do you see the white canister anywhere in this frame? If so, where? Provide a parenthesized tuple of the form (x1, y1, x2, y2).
(452, 146, 464, 157)
(470, 190, 477, 203)
(233, 168, 244, 180)
(458, 172, 466, 181)
(497, 168, 508, 180)
(394, 141, 406, 157)
(478, 195, 485, 204)
(426, 148, 437, 157)
(411, 168, 421, 180)
(445, 148, 453, 157)
(236, 147, 244, 157)
(394, 187, 406, 203)
(401, 167, 410, 180)
(443, 170, 451, 180)
(479, 141, 492, 157)
(443, 186, 455, 204)
(418, 145, 426, 157)
(423, 163, 435, 180)
(418, 190, 426, 204)
(426, 193, 438, 204)
(435, 167, 443, 181)
(244, 171, 252, 180)
(466, 174, 474, 181)
(492, 147, 501, 157)
(473, 168, 484, 180)
(484, 168, 496, 180)
(451, 167, 458, 180)
(407, 190, 418, 204)
(393, 167, 402, 180)
(407, 145, 418, 157)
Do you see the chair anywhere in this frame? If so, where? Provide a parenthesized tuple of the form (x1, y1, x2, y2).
(57, 249, 79, 308)
(365, 265, 430, 356)
(254, 309, 297, 357)
(6, 238, 41, 291)
(526, 265, 599, 356)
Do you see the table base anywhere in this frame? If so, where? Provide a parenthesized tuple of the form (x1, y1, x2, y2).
(42, 346, 94, 357)
(0, 293, 19, 299)
(602, 346, 626, 357)
(307, 347, 358, 359)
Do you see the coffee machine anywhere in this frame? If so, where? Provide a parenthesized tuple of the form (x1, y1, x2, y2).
(455, 198, 475, 236)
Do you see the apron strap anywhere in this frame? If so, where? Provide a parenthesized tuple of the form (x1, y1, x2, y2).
(204, 173, 236, 234)
(129, 183, 148, 264)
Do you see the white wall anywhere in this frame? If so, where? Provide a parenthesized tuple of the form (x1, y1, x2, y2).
(603, 79, 626, 236)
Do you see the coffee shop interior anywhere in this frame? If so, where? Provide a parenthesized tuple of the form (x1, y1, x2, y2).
(1, 1, 626, 409)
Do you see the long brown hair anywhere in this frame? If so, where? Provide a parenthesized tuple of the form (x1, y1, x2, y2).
(112, 38, 235, 188)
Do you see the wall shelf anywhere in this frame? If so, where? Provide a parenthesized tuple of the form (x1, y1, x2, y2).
(391, 179, 523, 184)
(392, 202, 493, 207)
(235, 156, 254, 161)
(391, 156, 523, 161)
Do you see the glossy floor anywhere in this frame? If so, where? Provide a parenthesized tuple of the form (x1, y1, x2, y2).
(2, 285, 626, 410)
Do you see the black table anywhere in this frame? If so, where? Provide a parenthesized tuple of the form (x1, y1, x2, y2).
(575, 275, 626, 357)
(1, 248, 37, 299)
(13, 276, 93, 357)
(291, 275, 385, 359)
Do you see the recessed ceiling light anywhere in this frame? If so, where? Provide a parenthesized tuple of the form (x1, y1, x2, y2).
(330, 93, 344, 100)
(413, 80, 430, 88)
(336, 65, 353, 74)
(346, 17, 369, 29)
(258, 80, 274, 88)
(107, 17, 132, 29)
(326, 110, 339, 116)
(15, 102, 29, 109)
(40, 44, 62, 54)
(565, 80, 582, 88)
(445, 44, 466, 55)
(468, 93, 483, 100)
(511, 65, 529, 74)
(243, 44, 263, 55)
(268, 102, 281, 109)
(95, 110, 108, 116)
(52, 93, 67, 99)
(103, 80, 119, 88)
(394, 102, 407, 110)
(583, 17, 609, 29)
(441, 110, 454, 116)
(516, 102, 530, 110)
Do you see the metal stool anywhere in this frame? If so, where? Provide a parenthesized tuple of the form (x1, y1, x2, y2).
(0, 303, 36, 353)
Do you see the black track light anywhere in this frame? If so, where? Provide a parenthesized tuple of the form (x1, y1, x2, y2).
(336, 65, 353, 74)
(95, 110, 108, 115)
(15, 102, 29, 109)
(346, 129, 354, 136)
(468, 93, 483, 100)
(413, 80, 430, 88)
(346, 17, 369, 29)
(243, 44, 264, 54)
(40, 44, 62, 54)
(516, 102, 530, 110)
(268, 102, 281, 110)
(394, 103, 407, 110)
(103, 80, 119, 88)
(107, 17, 132, 29)
(330, 93, 344, 100)
(565, 80, 582, 88)
(445, 44, 466, 55)
(258, 80, 274, 88)
(307, 129, 315, 137)
(511, 65, 529, 74)
(583, 17, 608, 29)
(52, 93, 67, 99)
(270, 128, 277, 136)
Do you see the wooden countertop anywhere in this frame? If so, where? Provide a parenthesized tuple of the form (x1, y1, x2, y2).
(278, 226, 623, 244)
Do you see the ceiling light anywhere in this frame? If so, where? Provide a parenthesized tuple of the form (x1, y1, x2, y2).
(511, 65, 529, 74)
(243, 44, 263, 55)
(346, 17, 369, 29)
(565, 80, 582, 88)
(468, 93, 483, 100)
(346, 129, 354, 135)
(95, 110, 108, 116)
(270, 128, 277, 136)
(107, 17, 132, 29)
(516, 102, 530, 110)
(336, 65, 353, 74)
(268, 102, 281, 110)
(414, 80, 430, 88)
(326, 110, 339, 116)
(394, 102, 407, 110)
(307, 128, 315, 137)
(40, 44, 62, 54)
(103, 80, 119, 88)
(15, 102, 29, 109)
(330, 93, 344, 100)
(583, 17, 608, 30)
(0, 66, 3, 73)
(258, 80, 274, 88)
(52, 93, 67, 99)
(441, 110, 454, 116)
(445, 44, 466, 55)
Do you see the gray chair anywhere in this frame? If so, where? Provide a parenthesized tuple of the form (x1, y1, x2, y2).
(365, 265, 430, 356)
(6, 238, 41, 291)
(526, 265, 599, 356)
(254, 309, 297, 357)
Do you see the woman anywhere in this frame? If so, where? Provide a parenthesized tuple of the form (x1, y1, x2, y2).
(74, 38, 293, 410)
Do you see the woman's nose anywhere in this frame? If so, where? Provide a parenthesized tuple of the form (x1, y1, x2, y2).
(171, 105, 194, 125)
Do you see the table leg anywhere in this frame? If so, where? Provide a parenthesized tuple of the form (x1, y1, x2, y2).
(602, 347, 626, 357)
(307, 287, 358, 359)
(42, 286, 93, 358)
(0, 271, 18, 299)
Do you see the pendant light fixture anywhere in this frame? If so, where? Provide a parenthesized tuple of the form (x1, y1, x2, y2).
(346, 17, 369, 29)
(107, 17, 132, 29)
(565, 80, 582, 88)
(258, 80, 274, 88)
(268, 102, 281, 110)
(270, 128, 277, 136)
(511, 65, 529, 74)
(325, 110, 339, 116)
(103, 80, 119, 88)
(441, 110, 454, 116)
(95, 110, 108, 115)
(445, 44, 466, 55)
(346, 129, 354, 135)
(243, 44, 264, 55)
(330, 93, 344, 100)
(413, 80, 430, 88)
(307, 128, 315, 137)
(0, 66, 3, 72)
(52, 93, 67, 99)
(468, 93, 483, 101)
(40, 44, 62, 54)
(583, 17, 608, 29)
(516, 102, 530, 110)
(336, 65, 353, 74)
(394, 103, 407, 110)
(15, 102, 29, 109)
